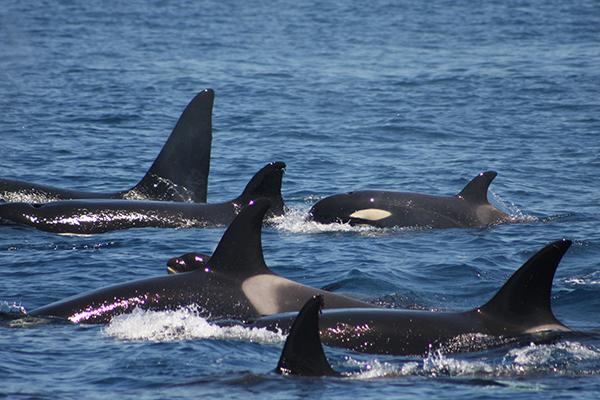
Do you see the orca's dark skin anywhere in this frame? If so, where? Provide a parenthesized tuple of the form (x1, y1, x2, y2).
(250, 240, 573, 356)
(26, 199, 375, 324)
(166, 252, 211, 274)
(0, 162, 286, 234)
(308, 171, 511, 228)
(0, 89, 213, 203)
(276, 295, 339, 377)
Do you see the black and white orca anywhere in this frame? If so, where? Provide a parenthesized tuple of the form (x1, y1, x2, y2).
(308, 171, 510, 228)
(24, 198, 374, 323)
(251, 240, 573, 356)
(0, 162, 286, 234)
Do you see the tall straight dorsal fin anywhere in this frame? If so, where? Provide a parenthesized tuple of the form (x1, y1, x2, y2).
(128, 89, 214, 202)
(237, 162, 286, 216)
(206, 198, 272, 278)
(276, 295, 338, 376)
(478, 239, 572, 329)
(456, 171, 497, 204)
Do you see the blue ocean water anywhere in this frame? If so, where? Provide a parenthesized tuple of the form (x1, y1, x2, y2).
(1, 0, 600, 398)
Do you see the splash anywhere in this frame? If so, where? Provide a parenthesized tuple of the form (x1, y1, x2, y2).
(0, 301, 53, 328)
(490, 192, 538, 224)
(0, 300, 27, 315)
(503, 341, 600, 374)
(270, 206, 424, 235)
(344, 341, 600, 379)
(102, 307, 285, 344)
(565, 271, 600, 286)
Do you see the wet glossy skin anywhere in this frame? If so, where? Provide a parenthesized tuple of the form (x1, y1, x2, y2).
(308, 171, 510, 229)
(27, 199, 376, 324)
(0, 162, 286, 234)
(29, 268, 256, 324)
(309, 190, 509, 228)
(248, 240, 573, 356)
(167, 252, 211, 274)
(0, 199, 241, 234)
(251, 307, 566, 356)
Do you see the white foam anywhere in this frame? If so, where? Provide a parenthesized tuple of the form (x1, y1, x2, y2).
(102, 307, 285, 344)
(343, 358, 402, 379)
(490, 192, 538, 223)
(0, 300, 27, 315)
(270, 207, 374, 234)
(343, 341, 600, 378)
(504, 341, 600, 368)
(270, 206, 391, 235)
(342, 352, 495, 379)
(565, 272, 600, 286)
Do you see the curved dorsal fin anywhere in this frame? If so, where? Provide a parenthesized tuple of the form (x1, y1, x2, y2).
(456, 171, 497, 204)
(276, 295, 338, 376)
(478, 239, 572, 329)
(206, 198, 272, 278)
(128, 89, 214, 202)
(237, 161, 286, 216)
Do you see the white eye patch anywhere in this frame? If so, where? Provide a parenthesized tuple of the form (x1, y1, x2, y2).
(349, 209, 392, 221)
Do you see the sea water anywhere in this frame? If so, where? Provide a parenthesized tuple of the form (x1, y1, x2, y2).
(1, 1, 599, 398)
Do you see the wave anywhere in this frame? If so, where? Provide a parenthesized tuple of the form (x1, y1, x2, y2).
(270, 205, 431, 235)
(346, 341, 600, 379)
(101, 307, 600, 380)
(102, 307, 285, 344)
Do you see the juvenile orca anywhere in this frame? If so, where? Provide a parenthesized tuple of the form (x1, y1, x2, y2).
(0, 162, 286, 234)
(250, 240, 573, 356)
(0, 89, 213, 203)
(26, 199, 375, 323)
(308, 171, 510, 228)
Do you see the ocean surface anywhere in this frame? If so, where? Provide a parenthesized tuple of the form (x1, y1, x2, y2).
(1, 0, 599, 398)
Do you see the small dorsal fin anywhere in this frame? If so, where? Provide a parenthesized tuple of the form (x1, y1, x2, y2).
(276, 295, 338, 376)
(206, 198, 272, 277)
(237, 162, 286, 216)
(478, 239, 572, 329)
(128, 89, 214, 202)
(456, 171, 497, 204)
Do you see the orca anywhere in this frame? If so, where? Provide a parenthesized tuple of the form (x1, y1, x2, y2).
(0, 162, 286, 234)
(250, 240, 573, 356)
(0, 89, 213, 203)
(26, 198, 375, 323)
(308, 171, 510, 228)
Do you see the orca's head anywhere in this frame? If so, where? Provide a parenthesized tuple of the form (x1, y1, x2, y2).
(0, 201, 46, 225)
(166, 252, 211, 274)
(308, 192, 389, 225)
